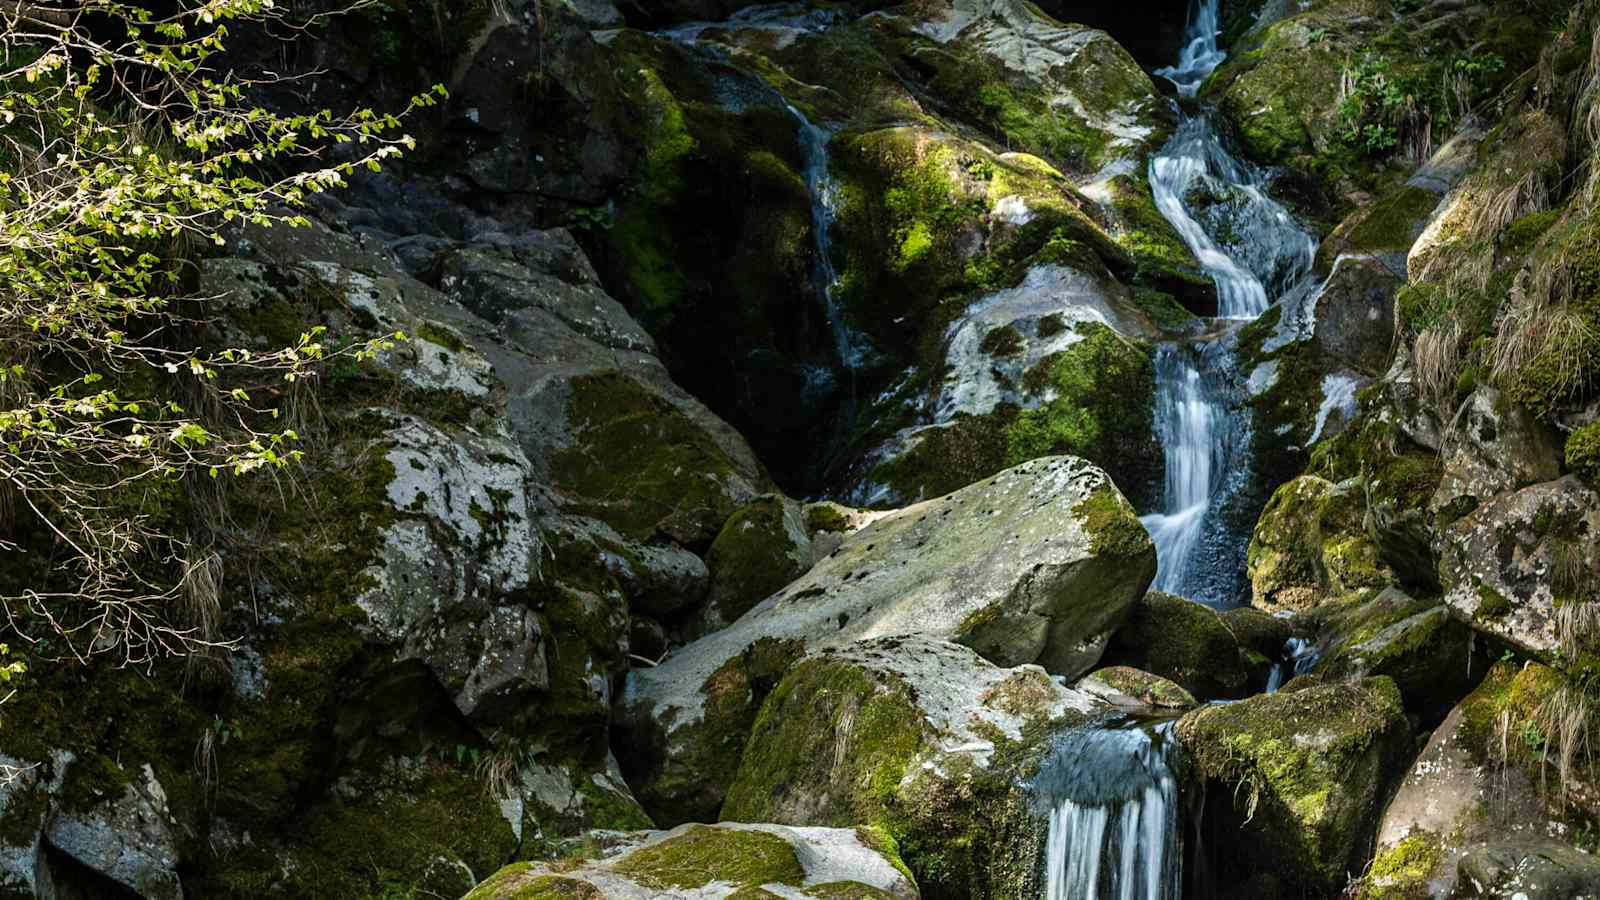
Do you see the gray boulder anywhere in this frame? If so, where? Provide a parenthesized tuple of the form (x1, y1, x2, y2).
(1430, 386, 1563, 524)
(42, 764, 183, 900)
(618, 455, 1155, 823)
(1440, 476, 1600, 659)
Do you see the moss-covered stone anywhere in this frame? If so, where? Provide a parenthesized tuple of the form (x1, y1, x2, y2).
(704, 495, 811, 629)
(1178, 676, 1413, 895)
(1078, 665, 1198, 709)
(615, 825, 806, 889)
(1248, 475, 1394, 612)
(1103, 592, 1266, 700)
(551, 371, 752, 548)
(1567, 422, 1600, 486)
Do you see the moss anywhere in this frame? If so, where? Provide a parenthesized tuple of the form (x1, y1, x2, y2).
(1072, 486, 1152, 560)
(1475, 584, 1513, 621)
(805, 503, 851, 534)
(803, 883, 898, 899)
(1356, 833, 1441, 899)
(978, 324, 1024, 357)
(706, 496, 806, 624)
(613, 826, 805, 889)
(1566, 422, 1600, 485)
(463, 868, 603, 900)
(1005, 323, 1159, 506)
(1085, 666, 1198, 708)
(413, 321, 468, 353)
(723, 654, 929, 823)
(550, 371, 746, 547)
(1178, 677, 1411, 894)
(867, 412, 1012, 506)
(1340, 186, 1437, 253)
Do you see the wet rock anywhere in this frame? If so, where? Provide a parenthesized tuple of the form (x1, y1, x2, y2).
(617, 456, 1154, 824)
(464, 822, 918, 899)
(1309, 254, 1402, 376)
(1440, 477, 1600, 660)
(723, 636, 1103, 897)
(1177, 676, 1412, 896)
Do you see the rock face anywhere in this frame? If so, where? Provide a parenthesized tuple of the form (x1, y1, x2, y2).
(617, 455, 1154, 824)
(463, 822, 919, 899)
(1178, 677, 1413, 896)
(723, 636, 1104, 897)
(1440, 477, 1600, 660)
(1355, 662, 1600, 899)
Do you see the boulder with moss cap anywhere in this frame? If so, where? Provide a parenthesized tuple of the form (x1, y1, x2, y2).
(617, 455, 1154, 825)
(722, 636, 1107, 897)
(462, 822, 919, 899)
(1176, 676, 1413, 895)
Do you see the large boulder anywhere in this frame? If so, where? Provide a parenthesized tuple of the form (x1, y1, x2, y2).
(1440, 477, 1600, 660)
(1101, 592, 1279, 700)
(1177, 677, 1413, 896)
(1305, 587, 1485, 729)
(617, 455, 1155, 824)
(723, 636, 1105, 896)
(463, 823, 919, 899)
(698, 494, 813, 637)
(1355, 660, 1600, 898)
(1247, 475, 1394, 613)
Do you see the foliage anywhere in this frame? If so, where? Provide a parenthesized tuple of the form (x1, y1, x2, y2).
(0, 0, 440, 666)
(1337, 51, 1503, 158)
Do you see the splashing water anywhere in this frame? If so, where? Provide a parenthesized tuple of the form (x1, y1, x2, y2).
(1036, 723, 1183, 900)
(1155, 0, 1225, 96)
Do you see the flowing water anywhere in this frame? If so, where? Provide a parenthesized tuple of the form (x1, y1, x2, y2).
(788, 106, 873, 372)
(1137, 0, 1316, 607)
(1036, 722, 1183, 900)
(1038, 4, 1322, 884)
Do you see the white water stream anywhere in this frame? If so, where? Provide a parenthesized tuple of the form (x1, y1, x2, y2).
(1042, 1, 1321, 893)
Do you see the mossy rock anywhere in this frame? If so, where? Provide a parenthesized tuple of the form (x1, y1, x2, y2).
(551, 370, 760, 548)
(1077, 665, 1198, 710)
(1102, 592, 1265, 700)
(464, 824, 918, 899)
(723, 637, 1098, 898)
(702, 494, 812, 633)
(1248, 475, 1394, 613)
(1177, 676, 1413, 895)
(1307, 587, 1486, 729)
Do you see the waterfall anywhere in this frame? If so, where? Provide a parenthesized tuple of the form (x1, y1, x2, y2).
(1036, 722, 1183, 900)
(788, 106, 871, 372)
(1265, 636, 1320, 692)
(1137, 0, 1317, 605)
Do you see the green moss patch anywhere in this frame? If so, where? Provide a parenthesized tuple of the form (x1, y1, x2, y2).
(615, 826, 806, 890)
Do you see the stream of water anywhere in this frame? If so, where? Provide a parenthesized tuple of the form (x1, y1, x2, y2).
(1041, 2, 1319, 894)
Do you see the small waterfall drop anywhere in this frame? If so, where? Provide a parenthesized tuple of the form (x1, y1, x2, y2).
(1036, 722, 1182, 900)
(788, 106, 871, 372)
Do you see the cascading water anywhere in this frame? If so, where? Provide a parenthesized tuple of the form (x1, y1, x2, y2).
(788, 107, 872, 372)
(1137, 0, 1317, 606)
(1035, 722, 1183, 900)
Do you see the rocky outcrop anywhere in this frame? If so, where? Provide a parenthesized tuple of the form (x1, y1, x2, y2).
(1440, 477, 1600, 660)
(617, 455, 1154, 824)
(464, 823, 919, 899)
(723, 636, 1103, 896)
(1178, 676, 1413, 896)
